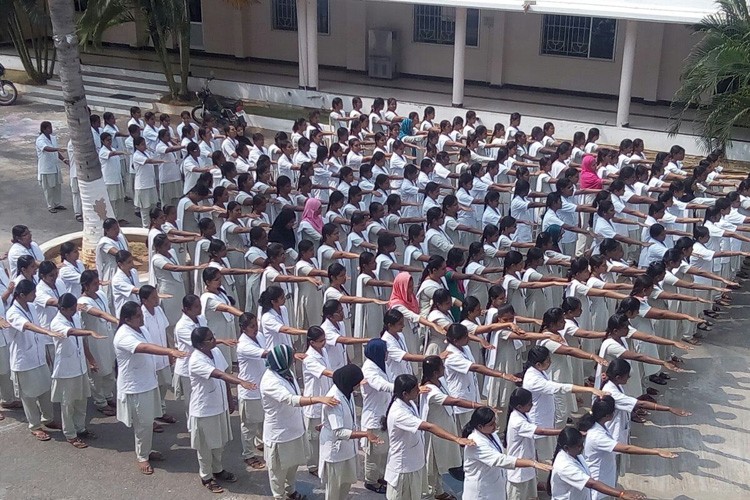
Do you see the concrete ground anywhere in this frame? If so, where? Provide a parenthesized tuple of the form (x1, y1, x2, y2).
(1, 101, 749, 499)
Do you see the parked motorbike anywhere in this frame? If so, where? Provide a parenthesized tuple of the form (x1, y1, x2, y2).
(191, 76, 243, 127)
(0, 64, 18, 106)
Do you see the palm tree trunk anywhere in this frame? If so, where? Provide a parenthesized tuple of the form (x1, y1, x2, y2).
(48, 0, 114, 266)
(178, 0, 191, 100)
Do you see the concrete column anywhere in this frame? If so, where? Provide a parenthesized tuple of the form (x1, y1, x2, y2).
(451, 7, 467, 107)
(296, 0, 308, 89)
(306, 0, 319, 90)
(616, 20, 638, 127)
(489, 12, 506, 86)
(346, 0, 367, 72)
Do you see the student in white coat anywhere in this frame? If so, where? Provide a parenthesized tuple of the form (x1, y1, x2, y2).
(236, 313, 267, 470)
(578, 396, 677, 500)
(78, 270, 119, 416)
(361, 338, 394, 493)
(49, 294, 107, 448)
(188, 326, 256, 493)
(320, 364, 384, 500)
(112, 250, 140, 316)
(58, 242, 86, 297)
(462, 406, 552, 500)
(113, 301, 188, 475)
(35, 121, 68, 212)
(302, 325, 335, 477)
(173, 294, 207, 416)
(522, 346, 607, 465)
(550, 427, 645, 500)
(260, 344, 340, 500)
(384, 373, 476, 500)
(505, 388, 563, 500)
(8, 225, 45, 277)
(6, 280, 64, 441)
(139, 285, 178, 426)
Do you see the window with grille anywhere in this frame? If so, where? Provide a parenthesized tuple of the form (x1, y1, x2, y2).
(272, 0, 330, 35)
(541, 15, 616, 60)
(413, 6, 480, 47)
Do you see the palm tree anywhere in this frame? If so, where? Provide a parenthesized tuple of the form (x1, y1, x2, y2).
(48, 0, 115, 265)
(0, 0, 56, 84)
(77, 0, 191, 100)
(670, 0, 750, 151)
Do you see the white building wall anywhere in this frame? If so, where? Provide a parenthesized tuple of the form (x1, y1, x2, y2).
(92, 0, 696, 103)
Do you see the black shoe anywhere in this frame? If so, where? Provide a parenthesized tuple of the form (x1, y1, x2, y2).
(649, 374, 667, 386)
(364, 482, 387, 494)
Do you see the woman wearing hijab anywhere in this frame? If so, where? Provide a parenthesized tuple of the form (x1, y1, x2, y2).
(268, 206, 299, 263)
(298, 198, 324, 244)
(388, 272, 445, 360)
(361, 339, 394, 493)
(320, 364, 383, 500)
(260, 344, 340, 500)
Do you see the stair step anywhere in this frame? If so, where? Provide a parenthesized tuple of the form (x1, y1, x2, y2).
(46, 79, 162, 101)
(79, 64, 182, 84)
(21, 87, 151, 114)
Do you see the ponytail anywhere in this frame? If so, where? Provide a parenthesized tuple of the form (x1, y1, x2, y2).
(382, 374, 418, 431)
(461, 406, 495, 438)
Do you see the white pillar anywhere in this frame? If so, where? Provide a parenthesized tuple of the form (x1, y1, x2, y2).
(616, 20, 638, 127)
(451, 7, 467, 107)
(296, 0, 308, 89)
(306, 0, 319, 90)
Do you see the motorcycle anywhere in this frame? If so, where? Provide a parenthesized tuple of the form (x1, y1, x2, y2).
(0, 64, 18, 106)
(191, 76, 244, 127)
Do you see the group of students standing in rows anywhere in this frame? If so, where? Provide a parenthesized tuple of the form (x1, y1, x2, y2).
(15, 99, 748, 499)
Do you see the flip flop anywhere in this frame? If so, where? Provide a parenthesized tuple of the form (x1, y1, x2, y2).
(75, 214, 83, 222)
(48, 208, 58, 213)
(152, 423, 164, 433)
(155, 414, 177, 424)
(244, 457, 266, 470)
(67, 438, 88, 449)
(365, 483, 387, 494)
(31, 430, 51, 441)
(137, 461, 154, 475)
(202, 479, 224, 493)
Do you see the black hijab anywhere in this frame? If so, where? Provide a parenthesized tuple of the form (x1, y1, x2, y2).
(268, 207, 297, 250)
(332, 364, 364, 399)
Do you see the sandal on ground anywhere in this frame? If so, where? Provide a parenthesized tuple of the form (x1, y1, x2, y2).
(67, 438, 88, 449)
(148, 451, 164, 461)
(658, 372, 672, 380)
(202, 479, 224, 493)
(244, 457, 266, 470)
(137, 461, 154, 475)
(702, 310, 719, 319)
(152, 422, 164, 433)
(435, 493, 457, 500)
(287, 493, 307, 500)
(97, 406, 116, 417)
(48, 208, 58, 213)
(696, 323, 712, 332)
(77, 430, 97, 439)
(670, 355, 684, 364)
(213, 470, 237, 482)
(155, 414, 177, 424)
(1, 401, 23, 409)
(31, 429, 51, 441)
(364, 482, 387, 494)
(55, 205, 67, 211)
(75, 214, 83, 222)
(649, 374, 667, 386)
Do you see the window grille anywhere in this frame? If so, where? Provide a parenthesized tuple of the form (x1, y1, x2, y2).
(541, 15, 616, 60)
(272, 0, 330, 35)
(413, 6, 480, 47)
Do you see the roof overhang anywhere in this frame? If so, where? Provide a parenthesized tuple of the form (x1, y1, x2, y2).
(380, 0, 720, 25)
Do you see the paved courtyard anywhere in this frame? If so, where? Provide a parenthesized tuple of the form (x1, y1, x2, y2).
(0, 100, 748, 499)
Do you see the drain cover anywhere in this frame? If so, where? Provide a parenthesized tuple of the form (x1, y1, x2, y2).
(109, 93, 136, 100)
